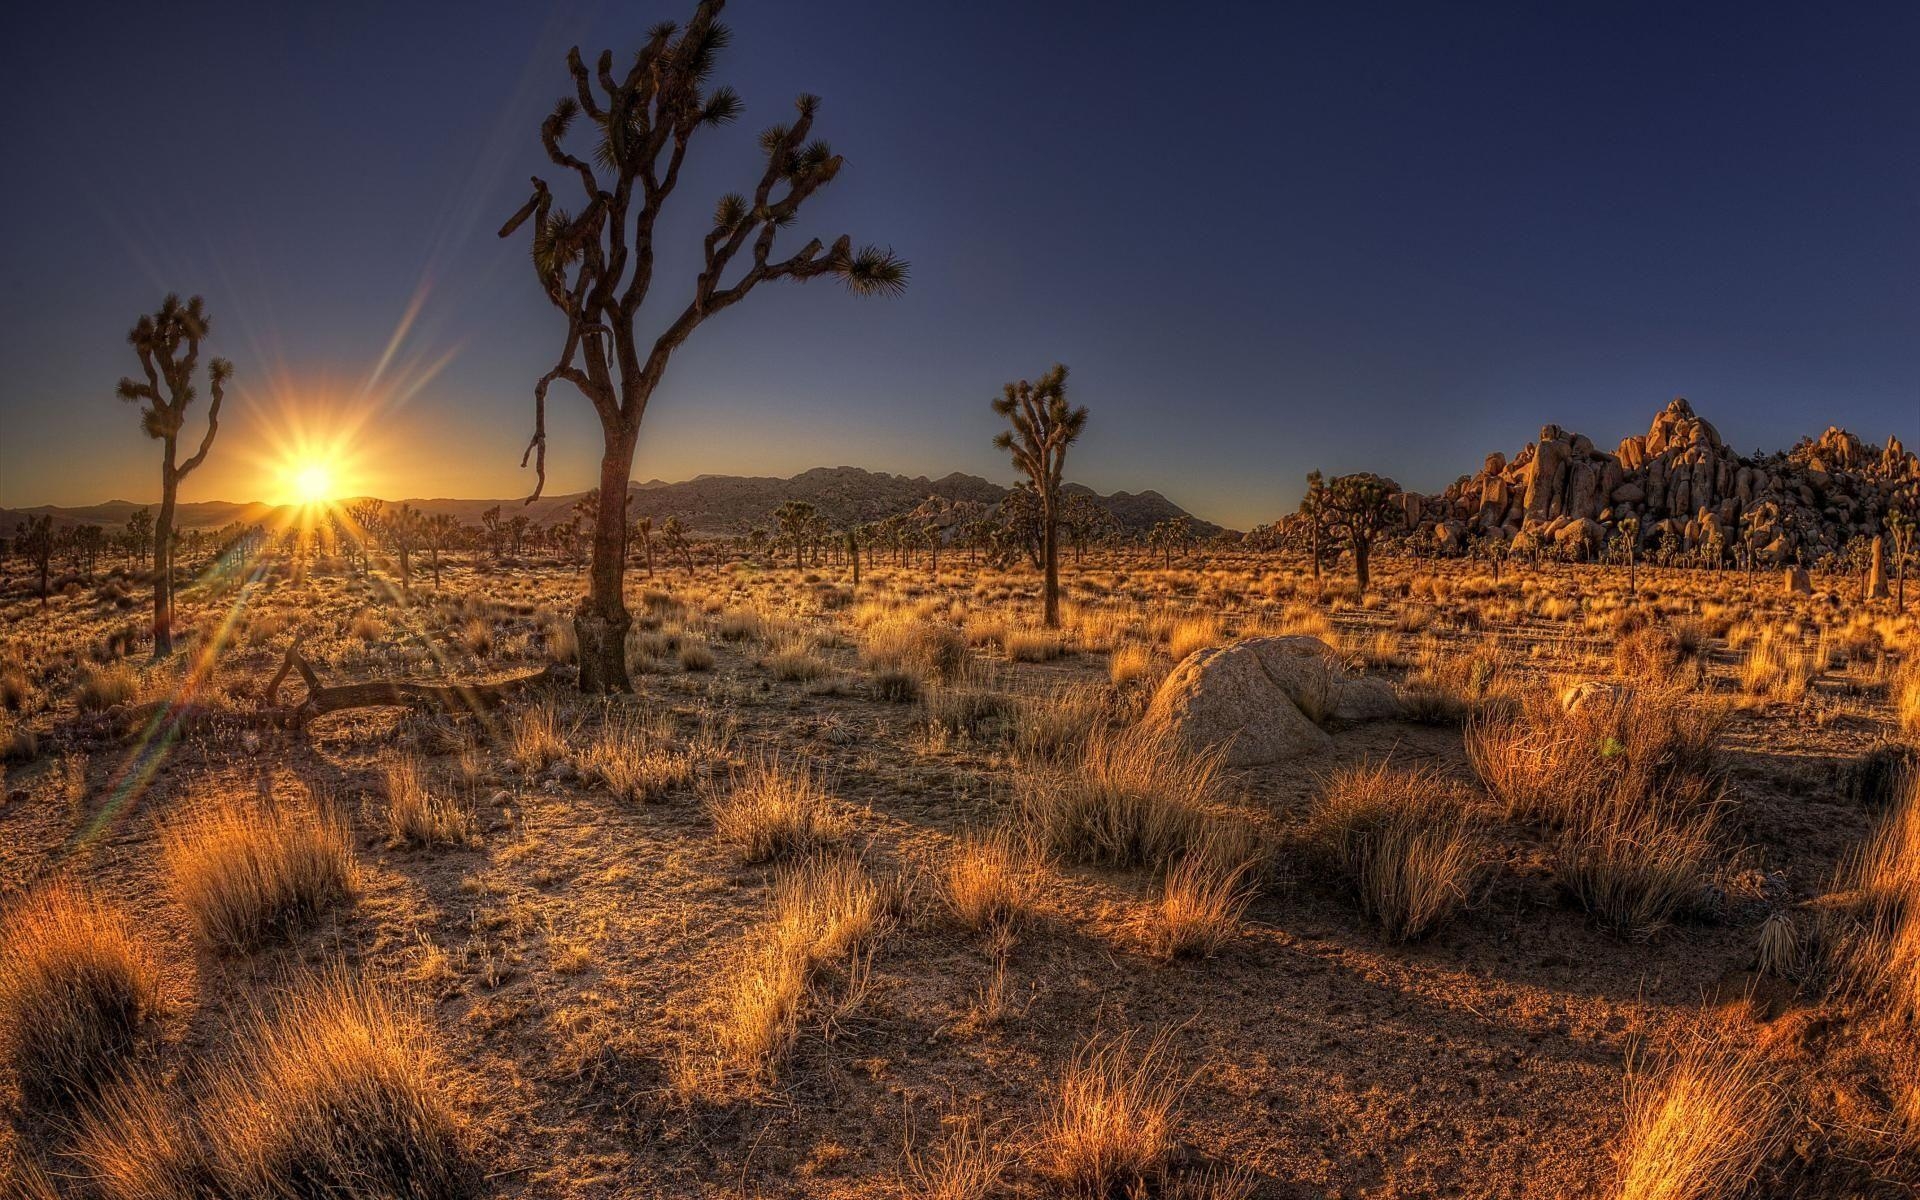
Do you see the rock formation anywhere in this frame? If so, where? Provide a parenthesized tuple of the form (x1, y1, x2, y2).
(1402, 399, 1917, 566)
(1145, 636, 1400, 767)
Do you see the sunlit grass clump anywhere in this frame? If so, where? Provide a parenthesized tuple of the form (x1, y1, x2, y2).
(0, 881, 162, 1110)
(162, 794, 356, 951)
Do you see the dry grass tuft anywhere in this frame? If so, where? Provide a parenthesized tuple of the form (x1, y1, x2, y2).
(1613, 1033, 1779, 1200)
(580, 710, 693, 803)
(1151, 844, 1259, 958)
(77, 661, 140, 712)
(161, 795, 356, 952)
(706, 757, 843, 862)
(509, 700, 568, 773)
(943, 832, 1045, 935)
(1036, 1029, 1182, 1195)
(69, 1070, 215, 1199)
(202, 972, 480, 1198)
(1005, 626, 1068, 662)
(1308, 764, 1485, 941)
(1013, 682, 1111, 763)
(1021, 723, 1233, 870)
(902, 1113, 1011, 1200)
(0, 881, 162, 1110)
(711, 856, 887, 1081)
(1108, 642, 1156, 689)
(384, 752, 472, 846)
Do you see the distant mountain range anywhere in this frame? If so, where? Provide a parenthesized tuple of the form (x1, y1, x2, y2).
(0, 466, 1220, 539)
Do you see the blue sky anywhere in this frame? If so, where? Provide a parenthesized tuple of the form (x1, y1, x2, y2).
(2, 1, 1914, 527)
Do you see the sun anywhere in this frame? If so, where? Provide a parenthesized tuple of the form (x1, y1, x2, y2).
(288, 460, 336, 505)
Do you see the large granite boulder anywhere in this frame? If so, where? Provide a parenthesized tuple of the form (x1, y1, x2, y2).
(1145, 636, 1400, 767)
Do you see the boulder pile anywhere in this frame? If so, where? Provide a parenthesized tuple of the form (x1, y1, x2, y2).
(1407, 398, 1916, 566)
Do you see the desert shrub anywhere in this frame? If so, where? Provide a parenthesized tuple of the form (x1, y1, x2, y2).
(509, 701, 568, 773)
(1897, 659, 1920, 737)
(1013, 683, 1111, 763)
(1836, 770, 1920, 922)
(543, 618, 577, 665)
(872, 663, 925, 702)
(1151, 843, 1258, 958)
(70, 1070, 216, 1199)
(766, 645, 831, 681)
(1843, 740, 1917, 809)
(713, 856, 886, 1080)
(1400, 646, 1508, 725)
(923, 681, 1015, 742)
(161, 795, 356, 952)
(0, 663, 30, 711)
(1166, 615, 1222, 663)
(1466, 685, 1724, 825)
(943, 833, 1044, 934)
(706, 758, 842, 862)
(1005, 626, 1067, 662)
(580, 710, 692, 803)
(716, 608, 767, 642)
(1552, 783, 1723, 940)
(1613, 1033, 1779, 1200)
(678, 641, 715, 671)
(1021, 723, 1239, 870)
(383, 753, 471, 846)
(1738, 628, 1817, 701)
(1307, 764, 1485, 941)
(0, 881, 162, 1110)
(201, 973, 480, 1198)
(77, 661, 140, 712)
(862, 614, 967, 681)
(1109, 642, 1155, 689)
(1035, 1030, 1181, 1195)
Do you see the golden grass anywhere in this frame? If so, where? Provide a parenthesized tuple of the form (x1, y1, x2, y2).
(861, 613, 968, 681)
(1553, 786, 1722, 940)
(1020, 722, 1234, 870)
(706, 757, 843, 862)
(1005, 626, 1067, 662)
(1166, 615, 1222, 662)
(1613, 1033, 1778, 1200)
(1108, 641, 1155, 688)
(383, 752, 471, 846)
(201, 972, 479, 1197)
(76, 660, 140, 711)
(1308, 764, 1484, 941)
(0, 881, 161, 1109)
(1035, 1029, 1181, 1194)
(712, 856, 887, 1080)
(943, 832, 1044, 934)
(161, 794, 356, 952)
(1151, 845, 1258, 958)
(69, 1070, 214, 1199)
(901, 1113, 1011, 1200)
(579, 710, 693, 803)
(1013, 682, 1110, 763)
(509, 700, 568, 773)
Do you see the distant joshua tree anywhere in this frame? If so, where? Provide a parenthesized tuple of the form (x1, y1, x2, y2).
(381, 503, 424, 594)
(16, 516, 53, 605)
(498, 0, 907, 692)
(992, 364, 1087, 628)
(631, 514, 656, 577)
(774, 501, 815, 571)
(662, 515, 693, 570)
(113, 294, 232, 657)
(424, 512, 461, 588)
(1317, 472, 1400, 593)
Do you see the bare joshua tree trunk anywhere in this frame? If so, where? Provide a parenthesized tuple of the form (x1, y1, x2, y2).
(153, 474, 177, 654)
(501, 2, 905, 692)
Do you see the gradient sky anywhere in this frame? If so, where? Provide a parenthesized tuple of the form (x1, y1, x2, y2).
(2, 1, 1915, 528)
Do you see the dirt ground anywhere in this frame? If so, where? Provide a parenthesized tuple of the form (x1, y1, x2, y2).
(1, 552, 1913, 1198)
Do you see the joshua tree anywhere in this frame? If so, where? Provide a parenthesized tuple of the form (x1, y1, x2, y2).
(480, 505, 508, 563)
(846, 526, 861, 589)
(662, 515, 693, 570)
(774, 501, 815, 571)
(1298, 470, 1329, 581)
(113, 294, 232, 657)
(499, 1, 907, 691)
(380, 503, 424, 594)
(122, 508, 153, 570)
(1617, 516, 1641, 594)
(1317, 472, 1400, 592)
(346, 499, 385, 576)
(16, 516, 53, 606)
(424, 512, 460, 588)
(1887, 503, 1915, 609)
(630, 514, 656, 578)
(991, 364, 1087, 627)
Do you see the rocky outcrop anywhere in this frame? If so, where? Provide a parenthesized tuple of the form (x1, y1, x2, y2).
(1399, 399, 1917, 566)
(1145, 636, 1400, 767)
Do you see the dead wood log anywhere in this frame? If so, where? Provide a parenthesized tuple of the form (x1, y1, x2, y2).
(81, 642, 562, 740)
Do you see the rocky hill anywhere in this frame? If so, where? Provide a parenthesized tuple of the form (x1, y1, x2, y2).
(1405, 398, 1917, 565)
(0, 467, 1217, 540)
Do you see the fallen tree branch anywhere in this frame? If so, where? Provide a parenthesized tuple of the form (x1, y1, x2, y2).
(78, 642, 562, 740)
